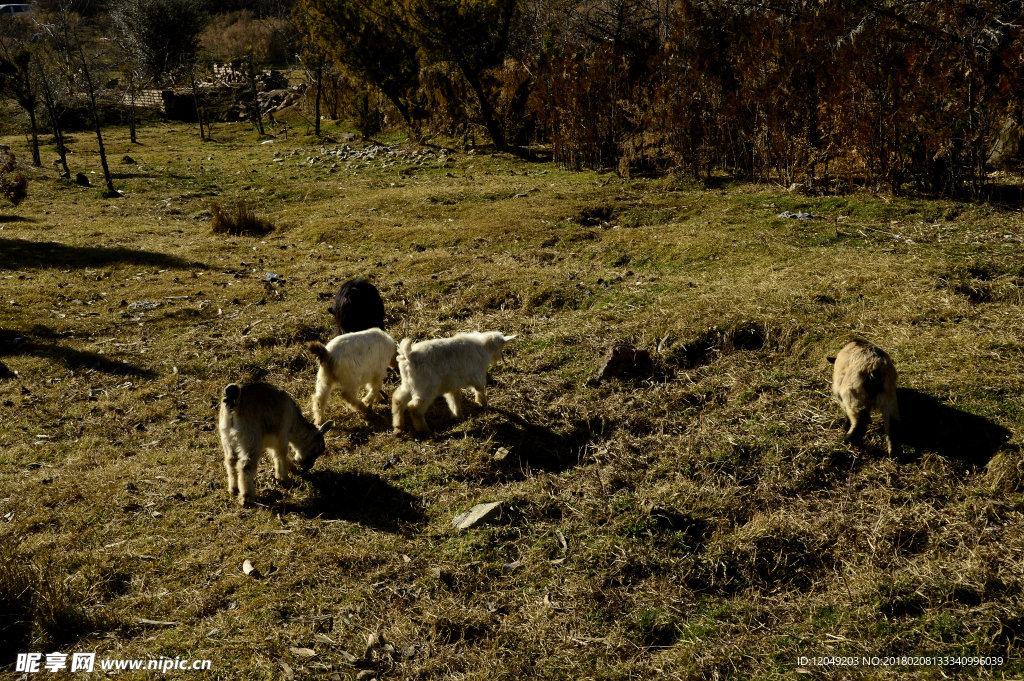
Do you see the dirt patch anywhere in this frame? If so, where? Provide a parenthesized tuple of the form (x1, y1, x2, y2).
(576, 204, 617, 226)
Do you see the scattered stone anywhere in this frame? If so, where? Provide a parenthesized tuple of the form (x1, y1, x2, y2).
(242, 559, 261, 578)
(288, 647, 316, 658)
(596, 344, 653, 381)
(126, 301, 162, 311)
(493, 447, 511, 462)
(777, 210, 815, 219)
(452, 501, 502, 530)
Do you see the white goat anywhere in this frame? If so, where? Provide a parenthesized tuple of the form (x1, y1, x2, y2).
(307, 328, 397, 426)
(218, 382, 333, 506)
(392, 331, 516, 433)
(829, 339, 900, 455)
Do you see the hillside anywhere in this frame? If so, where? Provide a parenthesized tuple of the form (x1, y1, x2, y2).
(1, 123, 1022, 679)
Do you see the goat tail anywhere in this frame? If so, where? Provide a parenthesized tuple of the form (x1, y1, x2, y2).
(397, 338, 414, 360)
(308, 341, 331, 364)
(223, 383, 241, 409)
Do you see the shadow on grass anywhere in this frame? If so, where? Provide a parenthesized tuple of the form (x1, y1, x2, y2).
(0, 328, 154, 378)
(0, 238, 204, 270)
(897, 388, 1012, 467)
(461, 407, 608, 481)
(110, 173, 158, 180)
(283, 470, 424, 534)
(0, 215, 34, 223)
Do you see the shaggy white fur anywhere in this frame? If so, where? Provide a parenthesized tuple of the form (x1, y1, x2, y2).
(308, 328, 397, 426)
(392, 331, 516, 433)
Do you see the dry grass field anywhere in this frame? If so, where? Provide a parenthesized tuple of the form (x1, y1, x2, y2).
(1, 121, 1023, 679)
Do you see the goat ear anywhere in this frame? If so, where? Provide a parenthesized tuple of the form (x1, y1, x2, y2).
(319, 420, 334, 434)
(503, 334, 518, 342)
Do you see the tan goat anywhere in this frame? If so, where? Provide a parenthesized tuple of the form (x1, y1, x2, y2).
(829, 339, 900, 455)
(218, 382, 333, 506)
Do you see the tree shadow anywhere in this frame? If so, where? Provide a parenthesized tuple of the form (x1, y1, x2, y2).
(0, 215, 34, 223)
(0, 238, 204, 270)
(897, 388, 1012, 468)
(954, 183, 1024, 211)
(110, 173, 158, 180)
(0, 328, 154, 378)
(281, 470, 424, 535)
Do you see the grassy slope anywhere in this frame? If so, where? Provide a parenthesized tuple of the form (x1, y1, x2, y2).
(1, 121, 1023, 680)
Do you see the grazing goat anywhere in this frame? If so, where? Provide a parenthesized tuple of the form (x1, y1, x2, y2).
(392, 331, 516, 433)
(331, 277, 385, 336)
(308, 328, 398, 426)
(829, 339, 900, 455)
(218, 382, 333, 506)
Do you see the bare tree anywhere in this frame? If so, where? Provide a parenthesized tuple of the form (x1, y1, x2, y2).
(0, 22, 43, 167)
(44, 2, 117, 195)
(111, 0, 206, 140)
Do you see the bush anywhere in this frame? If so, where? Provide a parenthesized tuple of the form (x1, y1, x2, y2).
(0, 151, 27, 207)
(200, 11, 298, 65)
(210, 200, 274, 236)
(0, 550, 97, 650)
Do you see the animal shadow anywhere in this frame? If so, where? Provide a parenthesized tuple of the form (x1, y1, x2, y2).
(896, 388, 1012, 467)
(284, 470, 424, 534)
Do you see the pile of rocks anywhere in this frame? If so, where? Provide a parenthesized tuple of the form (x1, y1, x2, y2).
(272, 144, 452, 170)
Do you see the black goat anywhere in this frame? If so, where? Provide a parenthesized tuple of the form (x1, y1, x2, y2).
(330, 277, 385, 335)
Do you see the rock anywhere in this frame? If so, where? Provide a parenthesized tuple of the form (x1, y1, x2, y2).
(355, 672, 376, 681)
(288, 646, 316, 658)
(75, 172, 90, 187)
(596, 344, 653, 381)
(242, 559, 261, 578)
(126, 301, 162, 311)
(452, 501, 502, 530)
